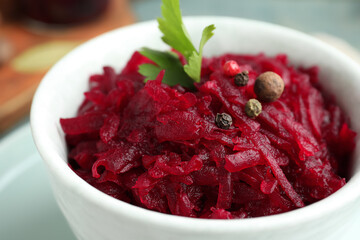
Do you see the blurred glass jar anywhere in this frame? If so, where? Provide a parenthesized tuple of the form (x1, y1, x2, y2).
(20, 0, 110, 24)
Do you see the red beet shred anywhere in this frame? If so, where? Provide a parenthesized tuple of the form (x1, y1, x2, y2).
(60, 52, 356, 219)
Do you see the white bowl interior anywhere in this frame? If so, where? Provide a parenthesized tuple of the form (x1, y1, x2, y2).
(31, 17, 360, 236)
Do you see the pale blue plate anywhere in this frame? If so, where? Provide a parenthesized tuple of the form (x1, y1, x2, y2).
(0, 124, 76, 240)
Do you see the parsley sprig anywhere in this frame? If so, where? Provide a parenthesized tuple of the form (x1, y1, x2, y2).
(138, 0, 215, 88)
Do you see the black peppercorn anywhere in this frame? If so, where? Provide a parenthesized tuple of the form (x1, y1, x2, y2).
(215, 113, 233, 129)
(234, 70, 249, 86)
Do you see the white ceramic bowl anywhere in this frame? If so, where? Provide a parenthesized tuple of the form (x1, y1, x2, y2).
(31, 17, 360, 240)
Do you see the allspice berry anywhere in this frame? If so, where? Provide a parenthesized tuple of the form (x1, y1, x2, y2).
(215, 113, 233, 129)
(245, 99, 262, 118)
(234, 70, 249, 86)
(254, 71, 284, 102)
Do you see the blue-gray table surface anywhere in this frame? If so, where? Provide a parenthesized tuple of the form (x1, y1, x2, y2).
(132, 0, 360, 49)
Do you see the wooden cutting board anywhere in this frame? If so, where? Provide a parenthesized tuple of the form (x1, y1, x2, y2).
(0, 0, 135, 133)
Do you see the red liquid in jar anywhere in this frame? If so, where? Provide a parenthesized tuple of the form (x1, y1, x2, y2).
(20, 0, 109, 24)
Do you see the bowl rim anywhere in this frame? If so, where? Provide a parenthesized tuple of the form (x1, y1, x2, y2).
(31, 16, 360, 233)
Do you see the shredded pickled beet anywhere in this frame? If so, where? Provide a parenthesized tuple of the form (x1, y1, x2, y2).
(60, 51, 356, 218)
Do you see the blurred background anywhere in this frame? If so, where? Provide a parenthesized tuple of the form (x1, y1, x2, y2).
(0, 0, 360, 137)
(0, 1, 360, 240)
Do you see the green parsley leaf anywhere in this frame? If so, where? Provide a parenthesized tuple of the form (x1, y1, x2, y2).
(138, 0, 215, 87)
(157, 0, 196, 60)
(183, 51, 200, 83)
(199, 24, 216, 56)
(139, 47, 194, 89)
(138, 63, 162, 82)
(184, 24, 215, 82)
